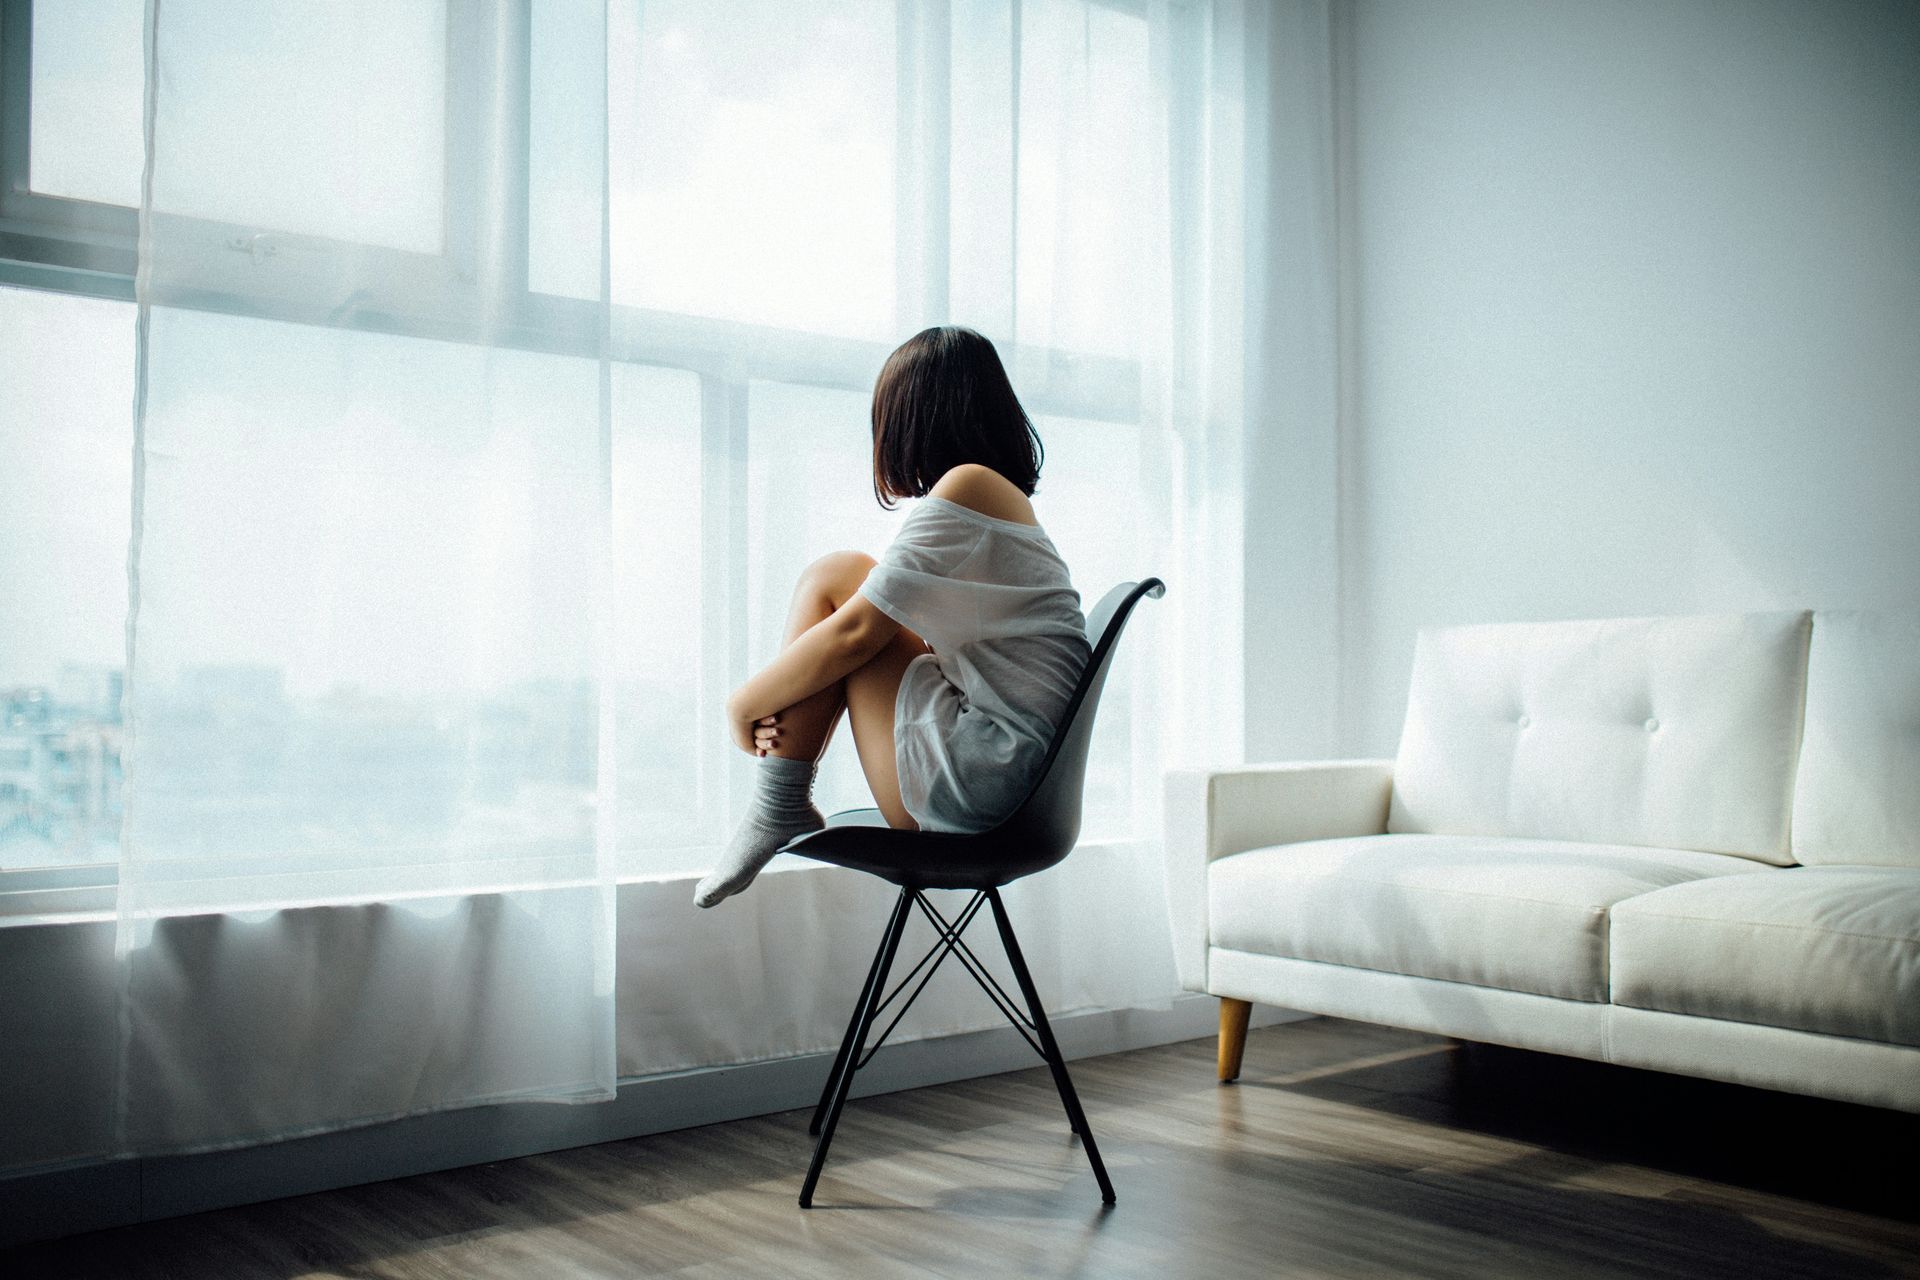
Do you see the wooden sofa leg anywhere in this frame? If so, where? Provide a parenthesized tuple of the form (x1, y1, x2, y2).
(1218, 997, 1252, 1083)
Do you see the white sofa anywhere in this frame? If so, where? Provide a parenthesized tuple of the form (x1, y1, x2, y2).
(1164, 610, 1920, 1112)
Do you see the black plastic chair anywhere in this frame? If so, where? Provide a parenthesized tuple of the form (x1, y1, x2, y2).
(780, 577, 1165, 1208)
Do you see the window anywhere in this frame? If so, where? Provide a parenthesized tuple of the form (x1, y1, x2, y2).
(611, 363, 708, 870)
(1034, 410, 1174, 840)
(1014, 0, 1162, 361)
(534, 0, 900, 340)
(0, 285, 134, 870)
(145, 0, 449, 253)
(1, 0, 1194, 881)
(127, 312, 607, 883)
(25, 0, 143, 208)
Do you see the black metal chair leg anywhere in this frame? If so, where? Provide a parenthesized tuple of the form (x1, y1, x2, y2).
(809, 908, 898, 1136)
(987, 888, 1117, 1204)
(799, 887, 914, 1208)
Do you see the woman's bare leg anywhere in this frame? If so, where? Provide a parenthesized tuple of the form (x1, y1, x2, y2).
(755, 551, 872, 763)
(843, 631, 928, 830)
(754, 551, 928, 828)
(696, 553, 928, 907)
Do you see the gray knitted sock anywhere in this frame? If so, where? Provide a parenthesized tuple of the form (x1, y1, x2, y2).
(694, 755, 825, 908)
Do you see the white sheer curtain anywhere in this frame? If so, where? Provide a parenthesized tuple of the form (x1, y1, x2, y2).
(590, 0, 1251, 1046)
(118, 0, 618, 1151)
(102, 0, 1253, 1153)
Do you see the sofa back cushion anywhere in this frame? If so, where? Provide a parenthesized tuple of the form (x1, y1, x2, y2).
(1387, 611, 1811, 864)
(1792, 610, 1920, 868)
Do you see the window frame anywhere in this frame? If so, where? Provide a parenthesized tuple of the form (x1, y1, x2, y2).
(0, 0, 138, 297)
(0, 0, 1199, 885)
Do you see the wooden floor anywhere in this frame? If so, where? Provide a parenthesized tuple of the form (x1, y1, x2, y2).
(8, 1017, 1919, 1279)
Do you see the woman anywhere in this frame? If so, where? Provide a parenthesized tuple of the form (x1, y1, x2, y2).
(695, 327, 1091, 908)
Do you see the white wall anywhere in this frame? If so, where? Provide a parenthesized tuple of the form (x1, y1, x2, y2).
(1334, 0, 1920, 753)
(1242, 0, 1344, 763)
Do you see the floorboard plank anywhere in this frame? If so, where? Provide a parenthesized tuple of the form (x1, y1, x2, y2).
(5, 1019, 1916, 1279)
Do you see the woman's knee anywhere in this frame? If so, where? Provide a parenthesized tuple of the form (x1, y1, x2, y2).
(798, 550, 878, 600)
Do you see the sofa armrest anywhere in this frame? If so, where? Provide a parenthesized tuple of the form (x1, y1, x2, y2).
(1162, 759, 1395, 992)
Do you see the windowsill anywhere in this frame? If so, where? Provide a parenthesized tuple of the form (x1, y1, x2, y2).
(0, 837, 1151, 928)
(0, 864, 118, 925)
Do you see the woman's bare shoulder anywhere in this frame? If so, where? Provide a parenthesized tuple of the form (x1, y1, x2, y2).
(929, 464, 1038, 526)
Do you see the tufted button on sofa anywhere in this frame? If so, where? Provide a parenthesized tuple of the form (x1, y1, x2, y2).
(1165, 610, 1920, 1110)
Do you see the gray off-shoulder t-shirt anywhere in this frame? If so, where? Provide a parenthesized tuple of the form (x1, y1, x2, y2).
(856, 495, 1091, 833)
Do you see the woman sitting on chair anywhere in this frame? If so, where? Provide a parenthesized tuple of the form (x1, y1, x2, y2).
(695, 326, 1092, 908)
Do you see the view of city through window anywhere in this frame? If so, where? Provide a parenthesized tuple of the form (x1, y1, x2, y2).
(2, 285, 135, 872)
(0, 669, 123, 868)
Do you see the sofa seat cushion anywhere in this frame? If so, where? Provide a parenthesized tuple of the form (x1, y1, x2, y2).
(1207, 834, 1763, 1003)
(1611, 867, 1920, 1047)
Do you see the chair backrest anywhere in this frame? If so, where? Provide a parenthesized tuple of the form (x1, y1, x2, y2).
(983, 578, 1165, 877)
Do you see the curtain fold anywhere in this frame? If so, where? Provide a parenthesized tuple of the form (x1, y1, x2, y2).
(116, 0, 618, 1153)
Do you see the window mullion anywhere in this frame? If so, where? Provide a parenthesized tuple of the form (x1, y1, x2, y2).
(895, 0, 951, 330)
(0, 0, 138, 269)
(698, 374, 753, 832)
(443, 0, 530, 312)
(0, 0, 34, 217)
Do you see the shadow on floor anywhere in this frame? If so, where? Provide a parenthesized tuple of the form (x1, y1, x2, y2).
(1241, 1032, 1920, 1225)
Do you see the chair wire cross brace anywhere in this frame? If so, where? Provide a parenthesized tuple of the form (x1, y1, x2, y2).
(836, 890, 1047, 1078)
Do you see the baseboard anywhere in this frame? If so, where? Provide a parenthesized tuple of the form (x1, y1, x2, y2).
(0, 995, 1304, 1249)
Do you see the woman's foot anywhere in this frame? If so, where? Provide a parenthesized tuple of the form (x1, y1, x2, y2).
(694, 756, 825, 907)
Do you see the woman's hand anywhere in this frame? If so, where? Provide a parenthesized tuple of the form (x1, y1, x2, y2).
(726, 692, 782, 756)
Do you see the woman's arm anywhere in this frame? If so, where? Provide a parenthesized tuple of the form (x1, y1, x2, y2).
(725, 466, 1013, 753)
(725, 595, 900, 747)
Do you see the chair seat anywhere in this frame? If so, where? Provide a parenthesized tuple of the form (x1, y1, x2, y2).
(822, 807, 891, 828)
(781, 811, 1032, 891)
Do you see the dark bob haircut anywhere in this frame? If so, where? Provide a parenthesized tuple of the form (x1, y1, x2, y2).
(871, 326, 1044, 509)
